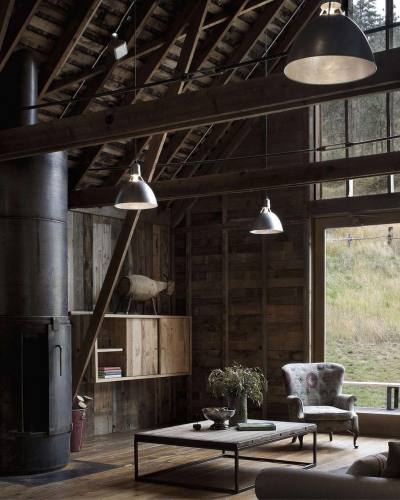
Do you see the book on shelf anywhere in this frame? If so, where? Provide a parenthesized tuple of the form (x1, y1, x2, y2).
(98, 366, 122, 378)
(236, 422, 276, 431)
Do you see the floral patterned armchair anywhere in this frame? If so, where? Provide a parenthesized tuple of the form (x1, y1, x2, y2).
(282, 362, 359, 448)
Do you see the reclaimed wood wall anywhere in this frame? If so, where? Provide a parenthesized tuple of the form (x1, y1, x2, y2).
(68, 208, 187, 436)
(174, 111, 311, 420)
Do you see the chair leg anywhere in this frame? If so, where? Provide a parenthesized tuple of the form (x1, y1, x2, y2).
(298, 435, 304, 450)
(329, 431, 333, 442)
(291, 435, 297, 444)
(353, 432, 359, 449)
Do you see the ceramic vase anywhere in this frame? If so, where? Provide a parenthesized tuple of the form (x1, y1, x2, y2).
(227, 394, 247, 426)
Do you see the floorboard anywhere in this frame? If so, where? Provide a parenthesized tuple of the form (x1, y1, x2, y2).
(0, 432, 389, 499)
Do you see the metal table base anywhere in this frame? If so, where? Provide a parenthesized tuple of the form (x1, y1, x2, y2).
(134, 431, 317, 495)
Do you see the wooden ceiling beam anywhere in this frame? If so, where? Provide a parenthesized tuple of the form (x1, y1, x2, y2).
(100, 0, 210, 188)
(67, 1, 157, 117)
(68, 2, 194, 189)
(46, 65, 108, 96)
(0, 0, 15, 53)
(168, 0, 321, 220)
(69, 150, 400, 209)
(131, 0, 209, 194)
(38, 0, 102, 99)
(265, 1, 320, 74)
(111, 0, 254, 186)
(126, 0, 274, 62)
(188, 0, 251, 74)
(2, 47, 398, 162)
(170, 119, 254, 227)
(45, 0, 273, 99)
(0, 0, 41, 72)
(156, 0, 284, 173)
(117, 3, 195, 108)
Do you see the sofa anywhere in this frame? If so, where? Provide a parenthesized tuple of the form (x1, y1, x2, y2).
(255, 467, 400, 499)
(255, 449, 400, 499)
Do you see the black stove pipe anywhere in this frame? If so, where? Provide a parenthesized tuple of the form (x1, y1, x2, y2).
(0, 50, 71, 474)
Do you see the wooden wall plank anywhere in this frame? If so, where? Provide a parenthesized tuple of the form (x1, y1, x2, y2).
(68, 207, 186, 437)
(175, 109, 311, 419)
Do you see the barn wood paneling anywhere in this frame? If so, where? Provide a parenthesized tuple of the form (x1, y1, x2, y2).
(68, 208, 186, 436)
(174, 110, 310, 420)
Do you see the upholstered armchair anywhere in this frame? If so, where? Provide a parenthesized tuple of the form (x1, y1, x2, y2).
(282, 362, 359, 448)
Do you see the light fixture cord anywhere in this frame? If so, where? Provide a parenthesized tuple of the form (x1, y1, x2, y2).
(264, 32, 269, 207)
(133, 0, 138, 177)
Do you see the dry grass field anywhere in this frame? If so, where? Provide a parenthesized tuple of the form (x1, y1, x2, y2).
(325, 223, 400, 407)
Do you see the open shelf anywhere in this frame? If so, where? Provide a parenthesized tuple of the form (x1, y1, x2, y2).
(70, 314, 192, 383)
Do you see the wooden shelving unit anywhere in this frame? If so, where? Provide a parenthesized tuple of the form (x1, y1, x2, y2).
(70, 313, 191, 383)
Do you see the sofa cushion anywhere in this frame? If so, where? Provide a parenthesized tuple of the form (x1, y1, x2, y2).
(303, 405, 353, 421)
(383, 442, 400, 478)
(347, 452, 388, 477)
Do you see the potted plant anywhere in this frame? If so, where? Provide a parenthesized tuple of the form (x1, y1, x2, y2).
(208, 364, 267, 426)
(71, 395, 92, 452)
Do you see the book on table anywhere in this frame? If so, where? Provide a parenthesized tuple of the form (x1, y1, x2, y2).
(236, 422, 276, 431)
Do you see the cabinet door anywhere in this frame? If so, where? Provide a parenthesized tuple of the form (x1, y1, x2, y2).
(159, 318, 191, 375)
(126, 319, 158, 377)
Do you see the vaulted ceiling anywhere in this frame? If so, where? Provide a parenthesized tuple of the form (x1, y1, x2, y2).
(1, 0, 320, 191)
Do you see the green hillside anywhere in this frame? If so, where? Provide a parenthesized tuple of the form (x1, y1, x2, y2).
(325, 224, 400, 408)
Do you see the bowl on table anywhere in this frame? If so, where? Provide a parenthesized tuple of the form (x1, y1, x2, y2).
(202, 407, 235, 430)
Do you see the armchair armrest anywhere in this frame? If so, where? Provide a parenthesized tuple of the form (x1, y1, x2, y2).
(287, 395, 304, 421)
(335, 393, 357, 411)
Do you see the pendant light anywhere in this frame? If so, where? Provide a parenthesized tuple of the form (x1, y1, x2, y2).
(114, 161, 158, 210)
(250, 197, 283, 234)
(114, 3, 157, 211)
(284, 1, 377, 85)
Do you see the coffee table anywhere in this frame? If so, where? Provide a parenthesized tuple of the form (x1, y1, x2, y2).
(134, 420, 317, 494)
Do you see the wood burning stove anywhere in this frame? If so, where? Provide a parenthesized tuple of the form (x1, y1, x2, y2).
(0, 50, 71, 474)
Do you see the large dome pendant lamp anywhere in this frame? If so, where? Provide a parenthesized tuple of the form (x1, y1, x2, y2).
(250, 196, 283, 235)
(284, 1, 377, 85)
(114, 161, 158, 210)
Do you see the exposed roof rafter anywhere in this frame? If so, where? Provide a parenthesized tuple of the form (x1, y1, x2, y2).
(0, 0, 41, 72)
(1, 47, 399, 162)
(38, 0, 102, 99)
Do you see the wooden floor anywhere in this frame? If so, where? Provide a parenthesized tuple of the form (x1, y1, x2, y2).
(0, 431, 389, 500)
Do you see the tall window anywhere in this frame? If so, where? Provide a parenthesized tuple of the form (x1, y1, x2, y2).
(315, 0, 400, 199)
(325, 222, 400, 408)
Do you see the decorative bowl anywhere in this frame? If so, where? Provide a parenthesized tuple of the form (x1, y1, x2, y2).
(202, 407, 235, 430)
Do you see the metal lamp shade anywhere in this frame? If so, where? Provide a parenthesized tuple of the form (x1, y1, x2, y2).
(114, 179, 158, 210)
(250, 209, 283, 235)
(284, 13, 377, 85)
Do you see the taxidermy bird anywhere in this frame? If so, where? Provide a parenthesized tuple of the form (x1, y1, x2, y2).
(115, 274, 175, 314)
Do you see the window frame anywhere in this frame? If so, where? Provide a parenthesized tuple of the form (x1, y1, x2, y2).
(315, 0, 397, 200)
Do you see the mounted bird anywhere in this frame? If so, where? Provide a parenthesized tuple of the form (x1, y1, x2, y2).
(114, 274, 175, 314)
